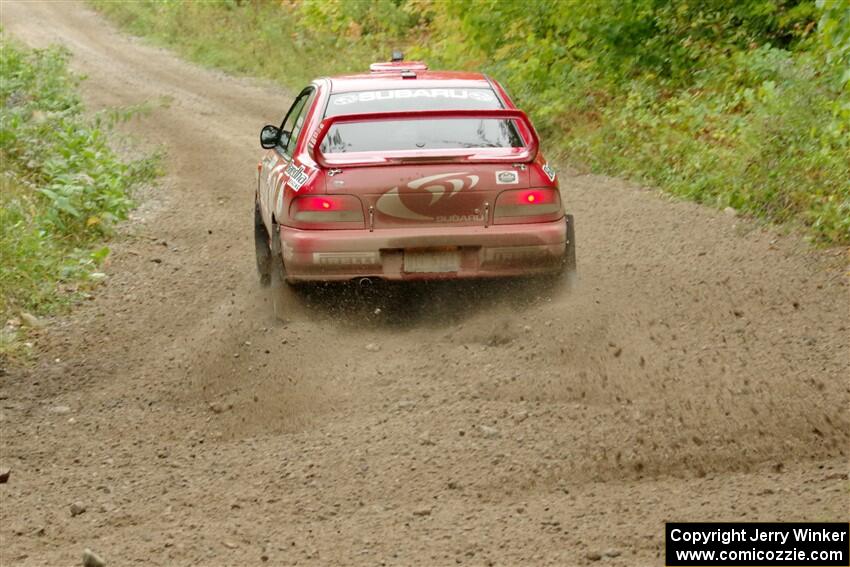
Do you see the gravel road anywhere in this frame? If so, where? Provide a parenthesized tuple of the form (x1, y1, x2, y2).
(1, 2, 847, 566)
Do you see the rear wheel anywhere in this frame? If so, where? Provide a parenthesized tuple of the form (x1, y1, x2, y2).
(254, 203, 272, 287)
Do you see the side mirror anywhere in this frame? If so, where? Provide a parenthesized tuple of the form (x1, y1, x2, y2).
(260, 124, 281, 149)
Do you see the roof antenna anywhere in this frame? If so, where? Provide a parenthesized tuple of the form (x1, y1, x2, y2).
(391, 50, 404, 62)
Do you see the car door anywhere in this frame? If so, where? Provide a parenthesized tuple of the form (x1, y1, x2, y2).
(260, 87, 316, 229)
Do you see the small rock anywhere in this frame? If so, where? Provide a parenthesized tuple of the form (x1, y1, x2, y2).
(70, 501, 87, 517)
(723, 206, 737, 217)
(0, 467, 10, 483)
(412, 507, 432, 517)
(20, 312, 44, 329)
(223, 541, 238, 549)
(479, 425, 500, 439)
(522, 325, 532, 332)
(209, 402, 224, 414)
(514, 411, 529, 423)
(82, 548, 106, 567)
(89, 272, 107, 282)
(419, 434, 435, 446)
(397, 400, 416, 410)
(603, 548, 621, 558)
(365, 343, 380, 352)
(49, 405, 72, 414)
(586, 551, 602, 561)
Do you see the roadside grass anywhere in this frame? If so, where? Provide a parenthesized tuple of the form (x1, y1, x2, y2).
(0, 36, 161, 362)
(90, 0, 849, 245)
(556, 48, 850, 244)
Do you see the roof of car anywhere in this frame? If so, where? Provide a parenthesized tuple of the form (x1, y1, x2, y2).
(328, 70, 493, 93)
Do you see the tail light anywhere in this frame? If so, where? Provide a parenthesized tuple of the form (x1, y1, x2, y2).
(493, 188, 562, 224)
(289, 195, 365, 229)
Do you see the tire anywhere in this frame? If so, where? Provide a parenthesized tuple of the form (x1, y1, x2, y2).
(254, 204, 272, 287)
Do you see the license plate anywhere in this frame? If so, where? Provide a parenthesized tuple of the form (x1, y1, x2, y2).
(403, 249, 461, 273)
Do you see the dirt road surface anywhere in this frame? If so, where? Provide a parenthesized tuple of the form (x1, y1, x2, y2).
(1, 2, 848, 566)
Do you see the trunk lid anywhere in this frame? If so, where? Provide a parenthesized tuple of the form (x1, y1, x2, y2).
(325, 164, 529, 228)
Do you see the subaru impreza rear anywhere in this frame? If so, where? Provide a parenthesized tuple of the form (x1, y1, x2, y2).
(254, 58, 575, 287)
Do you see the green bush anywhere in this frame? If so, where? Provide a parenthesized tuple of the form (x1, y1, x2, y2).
(91, 0, 849, 244)
(0, 37, 159, 325)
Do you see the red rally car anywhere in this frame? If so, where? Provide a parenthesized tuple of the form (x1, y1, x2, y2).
(254, 56, 576, 291)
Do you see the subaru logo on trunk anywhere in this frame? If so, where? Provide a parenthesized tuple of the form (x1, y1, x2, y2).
(375, 172, 480, 221)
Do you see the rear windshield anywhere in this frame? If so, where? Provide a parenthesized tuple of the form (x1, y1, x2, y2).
(322, 88, 522, 153)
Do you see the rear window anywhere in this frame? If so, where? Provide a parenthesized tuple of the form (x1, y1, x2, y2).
(322, 88, 522, 153)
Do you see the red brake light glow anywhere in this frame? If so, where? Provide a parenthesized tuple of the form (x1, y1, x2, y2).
(493, 188, 562, 224)
(515, 190, 555, 205)
(297, 197, 336, 211)
(289, 195, 365, 229)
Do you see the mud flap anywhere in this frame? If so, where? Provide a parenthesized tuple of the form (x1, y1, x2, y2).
(269, 223, 303, 323)
(532, 214, 576, 296)
(254, 204, 271, 287)
(565, 214, 577, 272)
(557, 214, 577, 292)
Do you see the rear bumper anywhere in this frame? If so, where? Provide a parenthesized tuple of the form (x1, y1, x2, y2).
(278, 217, 568, 282)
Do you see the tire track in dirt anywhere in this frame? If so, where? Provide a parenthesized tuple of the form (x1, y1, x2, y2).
(1, 2, 847, 566)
